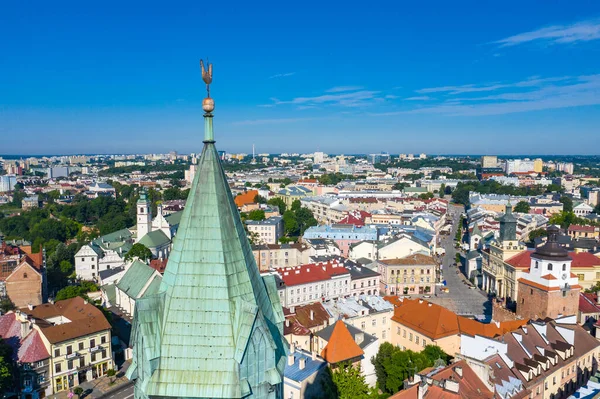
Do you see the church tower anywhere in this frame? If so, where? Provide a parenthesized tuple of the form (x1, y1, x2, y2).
(127, 61, 286, 399)
(517, 226, 580, 320)
(136, 189, 152, 241)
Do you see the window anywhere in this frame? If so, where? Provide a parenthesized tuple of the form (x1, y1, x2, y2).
(397, 327, 401, 335)
(54, 348, 60, 357)
(531, 289, 533, 295)
(416, 336, 420, 344)
(553, 376, 556, 385)
(68, 360, 73, 370)
(102, 349, 107, 359)
(91, 353, 96, 362)
(82, 258, 85, 262)
(37, 361, 44, 368)
(55, 363, 62, 373)
(23, 273, 27, 278)
(423, 340, 426, 347)
(383, 317, 387, 325)
(545, 382, 548, 390)
(66, 345, 72, 355)
(56, 377, 63, 391)
(382, 331, 386, 339)
(409, 333, 413, 341)
(403, 330, 406, 338)
(90, 339, 95, 348)
(548, 263, 553, 271)
(535, 261, 539, 269)
(79, 342, 84, 351)
(361, 321, 366, 330)
(563, 264, 567, 271)
(578, 274, 585, 281)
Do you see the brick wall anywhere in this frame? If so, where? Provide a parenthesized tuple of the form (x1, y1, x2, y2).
(6, 264, 42, 307)
(517, 281, 579, 319)
(491, 299, 521, 322)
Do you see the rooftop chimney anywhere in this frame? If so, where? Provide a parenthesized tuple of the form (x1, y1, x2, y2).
(287, 354, 294, 366)
(310, 309, 314, 320)
(311, 351, 317, 361)
(290, 306, 295, 314)
(417, 382, 429, 399)
(27, 303, 33, 311)
(299, 358, 306, 370)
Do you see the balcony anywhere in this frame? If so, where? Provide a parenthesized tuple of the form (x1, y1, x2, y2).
(66, 352, 80, 359)
(89, 345, 102, 353)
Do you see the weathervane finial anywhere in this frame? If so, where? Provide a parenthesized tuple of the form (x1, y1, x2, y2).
(200, 58, 213, 98)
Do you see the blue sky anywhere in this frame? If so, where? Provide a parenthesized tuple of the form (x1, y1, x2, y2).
(1, 1, 599, 155)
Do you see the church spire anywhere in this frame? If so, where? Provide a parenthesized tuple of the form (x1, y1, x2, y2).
(127, 61, 286, 399)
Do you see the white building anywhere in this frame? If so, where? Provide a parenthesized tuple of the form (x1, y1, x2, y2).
(246, 216, 283, 245)
(0, 175, 17, 193)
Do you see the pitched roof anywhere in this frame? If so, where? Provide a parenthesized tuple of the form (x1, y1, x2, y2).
(138, 229, 170, 248)
(0, 313, 50, 363)
(234, 189, 258, 207)
(568, 225, 596, 232)
(279, 260, 350, 287)
(319, 320, 364, 364)
(379, 253, 436, 266)
(579, 293, 600, 314)
(506, 250, 600, 269)
(22, 297, 111, 344)
(116, 260, 158, 299)
(128, 114, 286, 397)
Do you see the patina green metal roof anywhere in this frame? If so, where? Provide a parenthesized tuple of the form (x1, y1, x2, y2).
(138, 229, 170, 249)
(116, 260, 157, 299)
(128, 100, 286, 399)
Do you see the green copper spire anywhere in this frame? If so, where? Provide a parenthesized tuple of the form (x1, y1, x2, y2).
(127, 61, 286, 399)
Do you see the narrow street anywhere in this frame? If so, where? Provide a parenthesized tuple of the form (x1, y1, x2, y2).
(426, 204, 490, 319)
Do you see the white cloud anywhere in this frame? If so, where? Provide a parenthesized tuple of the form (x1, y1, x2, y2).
(232, 117, 320, 126)
(268, 72, 296, 79)
(326, 86, 364, 93)
(268, 90, 381, 108)
(370, 74, 600, 117)
(404, 96, 432, 101)
(416, 76, 571, 95)
(494, 19, 600, 47)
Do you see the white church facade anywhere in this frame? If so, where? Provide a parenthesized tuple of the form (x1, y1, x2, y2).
(74, 190, 183, 281)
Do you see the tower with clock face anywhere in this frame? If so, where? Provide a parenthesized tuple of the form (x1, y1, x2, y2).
(517, 226, 580, 320)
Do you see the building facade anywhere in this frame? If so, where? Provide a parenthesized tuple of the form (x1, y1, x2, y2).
(378, 254, 436, 296)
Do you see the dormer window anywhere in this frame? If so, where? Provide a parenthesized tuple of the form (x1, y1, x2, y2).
(562, 264, 566, 271)
(548, 263, 553, 271)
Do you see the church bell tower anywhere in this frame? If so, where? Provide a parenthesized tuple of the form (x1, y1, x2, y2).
(136, 189, 152, 241)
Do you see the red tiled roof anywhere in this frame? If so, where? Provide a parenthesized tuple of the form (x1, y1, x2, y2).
(506, 250, 600, 269)
(0, 313, 50, 363)
(149, 258, 168, 274)
(568, 225, 596, 232)
(234, 190, 258, 207)
(279, 260, 349, 287)
(579, 293, 600, 315)
(18, 329, 50, 363)
(541, 274, 557, 280)
(320, 320, 364, 364)
(337, 210, 371, 227)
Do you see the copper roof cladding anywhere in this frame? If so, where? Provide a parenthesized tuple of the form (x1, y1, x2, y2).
(532, 226, 571, 261)
(21, 296, 111, 344)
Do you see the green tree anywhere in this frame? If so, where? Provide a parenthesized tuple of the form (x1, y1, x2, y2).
(513, 201, 531, 213)
(267, 197, 286, 214)
(55, 282, 99, 301)
(124, 243, 153, 262)
(247, 209, 266, 221)
(106, 368, 117, 384)
(559, 196, 574, 212)
(254, 195, 267, 204)
(529, 228, 548, 243)
(331, 363, 372, 399)
(291, 199, 302, 211)
(283, 210, 298, 237)
(595, 203, 600, 214)
(392, 182, 407, 191)
(295, 207, 318, 235)
(418, 192, 434, 200)
(0, 341, 15, 394)
(439, 184, 446, 198)
(0, 298, 15, 313)
(73, 386, 84, 398)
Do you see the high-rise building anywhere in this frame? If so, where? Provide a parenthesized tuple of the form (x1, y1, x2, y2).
(0, 175, 17, 193)
(367, 152, 391, 164)
(128, 68, 286, 399)
(480, 155, 497, 168)
(533, 158, 543, 173)
(313, 151, 325, 164)
(504, 159, 535, 174)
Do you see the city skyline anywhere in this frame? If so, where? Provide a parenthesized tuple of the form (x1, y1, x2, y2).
(2, 1, 600, 155)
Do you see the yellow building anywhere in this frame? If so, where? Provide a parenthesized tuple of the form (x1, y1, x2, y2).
(533, 158, 543, 173)
(23, 297, 113, 394)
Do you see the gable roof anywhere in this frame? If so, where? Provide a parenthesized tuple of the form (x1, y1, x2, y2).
(138, 229, 170, 248)
(0, 313, 50, 363)
(379, 253, 436, 266)
(319, 320, 364, 364)
(22, 297, 111, 344)
(234, 190, 258, 207)
(116, 260, 158, 299)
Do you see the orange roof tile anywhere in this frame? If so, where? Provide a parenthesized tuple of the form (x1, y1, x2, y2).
(320, 320, 364, 364)
(541, 274, 557, 280)
(234, 190, 258, 207)
(390, 299, 460, 340)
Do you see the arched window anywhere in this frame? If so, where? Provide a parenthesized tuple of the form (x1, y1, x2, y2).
(535, 261, 539, 269)
(562, 264, 566, 271)
(548, 263, 553, 271)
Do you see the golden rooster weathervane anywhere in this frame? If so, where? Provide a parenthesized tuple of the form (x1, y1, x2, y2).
(200, 59, 215, 114)
(200, 59, 213, 98)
